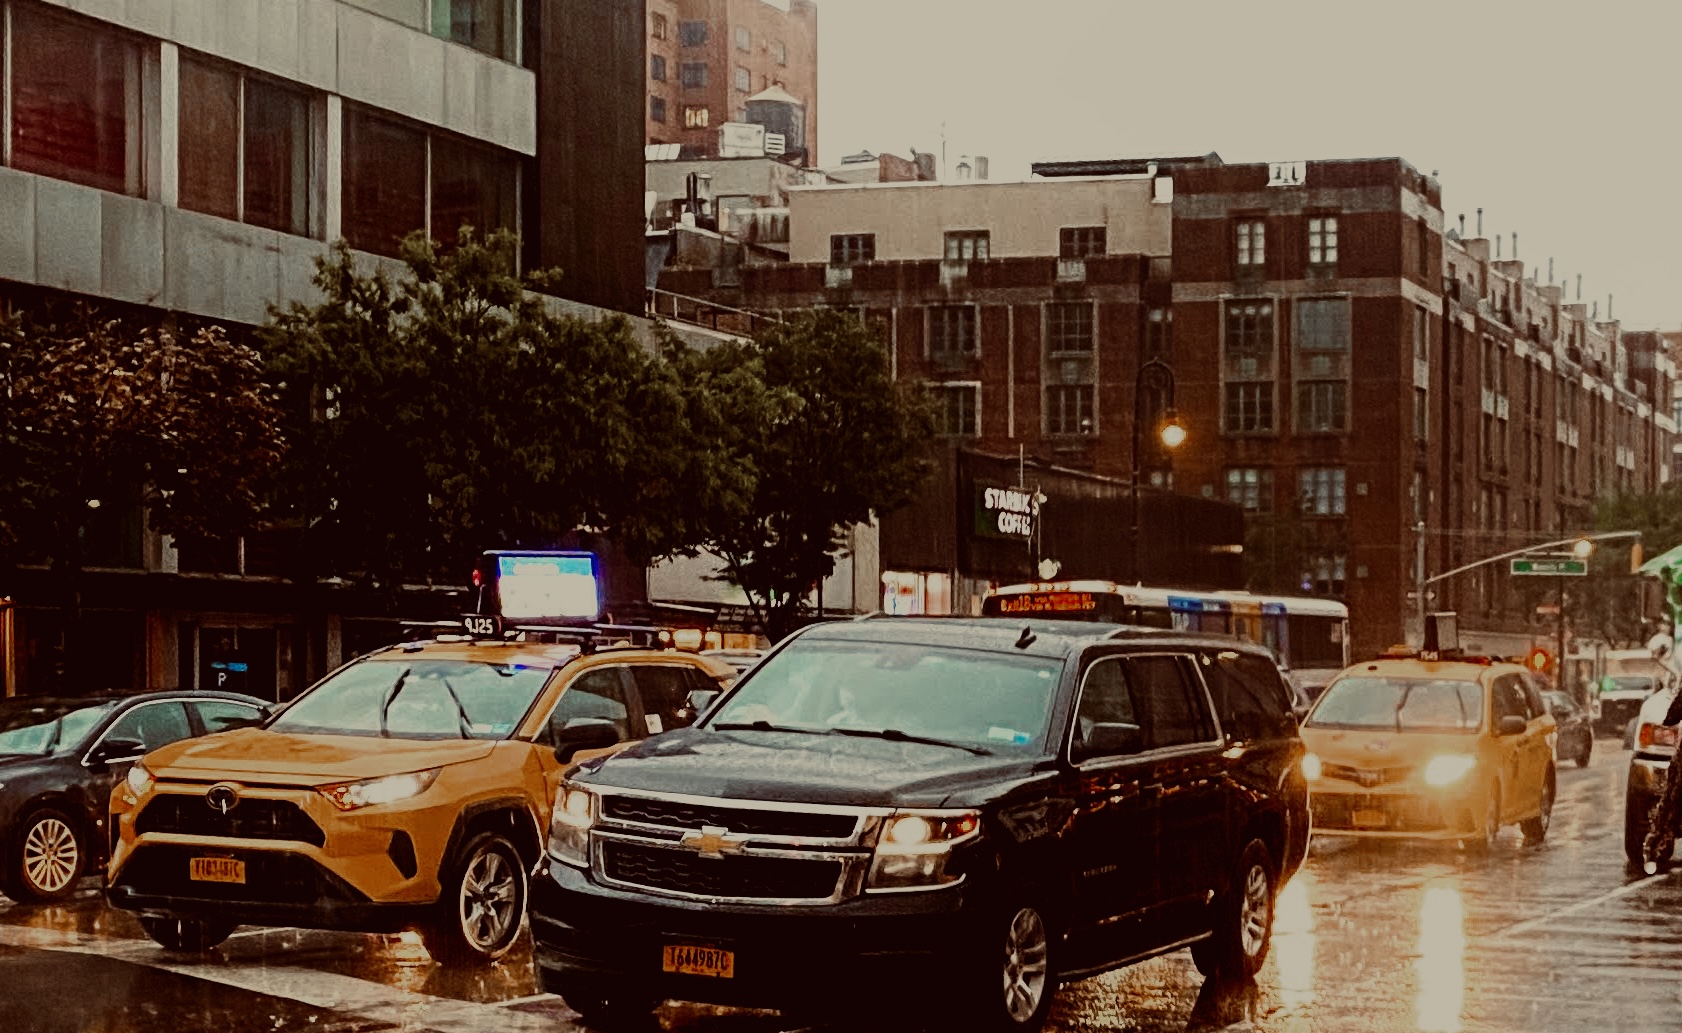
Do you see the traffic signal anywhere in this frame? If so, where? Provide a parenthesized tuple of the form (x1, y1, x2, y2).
(1524, 646, 1553, 675)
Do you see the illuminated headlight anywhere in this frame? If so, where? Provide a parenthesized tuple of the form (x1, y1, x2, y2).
(867, 810, 980, 892)
(1422, 754, 1477, 787)
(319, 769, 441, 811)
(1301, 752, 1322, 781)
(121, 761, 154, 802)
(547, 784, 597, 867)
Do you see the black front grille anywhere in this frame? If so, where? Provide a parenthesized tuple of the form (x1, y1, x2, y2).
(136, 794, 326, 847)
(112, 845, 366, 905)
(602, 796, 857, 839)
(602, 841, 843, 899)
(1322, 763, 1414, 788)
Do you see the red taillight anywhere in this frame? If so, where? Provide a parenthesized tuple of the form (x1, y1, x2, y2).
(1637, 723, 1680, 750)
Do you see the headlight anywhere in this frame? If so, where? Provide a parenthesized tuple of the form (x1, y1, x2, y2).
(1301, 752, 1322, 781)
(547, 784, 597, 867)
(125, 762, 155, 798)
(1422, 754, 1477, 787)
(867, 810, 980, 892)
(318, 769, 440, 811)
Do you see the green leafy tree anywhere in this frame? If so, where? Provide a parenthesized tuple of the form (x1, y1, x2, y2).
(1578, 484, 1682, 645)
(262, 229, 738, 593)
(0, 307, 285, 681)
(703, 310, 933, 640)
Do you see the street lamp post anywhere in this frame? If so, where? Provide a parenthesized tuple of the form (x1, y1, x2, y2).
(1130, 357, 1187, 583)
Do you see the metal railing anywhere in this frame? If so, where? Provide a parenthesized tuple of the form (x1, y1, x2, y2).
(645, 288, 781, 338)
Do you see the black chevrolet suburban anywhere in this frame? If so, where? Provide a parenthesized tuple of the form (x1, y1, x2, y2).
(530, 618, 1310, 1032)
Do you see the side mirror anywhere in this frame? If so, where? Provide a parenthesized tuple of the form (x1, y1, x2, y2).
(1496, 715, 1527, 737)
(1074, 721, 1144, 761)
(87, 737, 146, 768)
(553, 719, 622, 763)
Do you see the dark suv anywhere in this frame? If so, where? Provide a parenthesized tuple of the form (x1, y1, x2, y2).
(530, 618, 1309, 1031)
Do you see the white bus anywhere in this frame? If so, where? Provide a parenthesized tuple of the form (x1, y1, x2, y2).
(980, 581, 1351, 697)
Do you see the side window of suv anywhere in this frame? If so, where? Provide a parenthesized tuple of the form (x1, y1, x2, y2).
(1126, 655, 1216, 749)
(545, 668, 633, 743)
(1201, 651, 1296, 742)
(1072, 658, 1142, 762)
(103, 701, 193, 752)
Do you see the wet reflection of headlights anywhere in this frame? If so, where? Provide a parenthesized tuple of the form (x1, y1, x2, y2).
(1422, 754, 1476, 786)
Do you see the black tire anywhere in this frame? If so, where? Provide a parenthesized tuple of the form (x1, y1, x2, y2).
(550, 974, 657, 1031)
(1191, 839, 1276, 979)
(9, 807, 85, 903)
(1577, 736, 1593, 769)
(418, 831, 527, 966)
(139, 914, 238, 952)
(1521, 768, 1555, 845)
(1624, 718, 1638, 750)
(957, 892, 1056, 1033)
(1624, 788, 1659, 869)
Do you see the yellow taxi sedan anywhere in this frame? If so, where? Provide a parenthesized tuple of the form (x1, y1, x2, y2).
(1300, 656, 1556, 849)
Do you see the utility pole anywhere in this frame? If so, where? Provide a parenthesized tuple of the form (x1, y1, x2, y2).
(1414, 522, 1427, 646)
(1556, 574, 1568, 695)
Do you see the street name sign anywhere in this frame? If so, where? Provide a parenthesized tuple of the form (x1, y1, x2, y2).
(1510, 558, 1586, 576)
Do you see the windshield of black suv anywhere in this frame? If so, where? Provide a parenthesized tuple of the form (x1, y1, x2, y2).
(1307, 676, 1484, 733)
(270, 659, 553, 740)
(0, 700, 115, 756)
(705, 639, 1063, 752)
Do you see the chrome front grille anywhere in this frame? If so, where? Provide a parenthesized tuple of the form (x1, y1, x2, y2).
(589, 789, 883, 905)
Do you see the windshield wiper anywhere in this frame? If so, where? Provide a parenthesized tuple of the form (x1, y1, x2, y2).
(713, 720, 837, 737)
(829, 727, 993, 756)
(440, 678, 475, 740)
(377, 668, 413, 739)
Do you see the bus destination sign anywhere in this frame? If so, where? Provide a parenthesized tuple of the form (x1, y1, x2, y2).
(996, 592, 1097, 615)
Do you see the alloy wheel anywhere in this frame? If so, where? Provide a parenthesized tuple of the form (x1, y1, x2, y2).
(457, 849, 519, 951)
(1001, 905, 1049, 1023)
(22, 816, 78, 895)
(1239, 862, 1271, 959)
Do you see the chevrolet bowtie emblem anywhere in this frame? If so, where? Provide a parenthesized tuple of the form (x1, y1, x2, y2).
(681, 825, 746, 860)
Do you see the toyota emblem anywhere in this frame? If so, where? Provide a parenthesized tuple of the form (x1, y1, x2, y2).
(205, 783, 241, 815)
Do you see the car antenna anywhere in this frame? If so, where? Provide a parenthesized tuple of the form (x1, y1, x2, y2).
(1014, 627, 1037, 650)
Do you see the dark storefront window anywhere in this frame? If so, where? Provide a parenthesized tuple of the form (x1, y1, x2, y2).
(10, 5, 144, 195)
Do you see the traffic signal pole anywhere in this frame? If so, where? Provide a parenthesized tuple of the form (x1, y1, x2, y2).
(1423, 530, 1643, 589)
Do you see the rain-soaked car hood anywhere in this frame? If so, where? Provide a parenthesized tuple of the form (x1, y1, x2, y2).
(143, 728, 498, 785)
(1300, 725, 1486, 769)
(571, 725, 1044, 808)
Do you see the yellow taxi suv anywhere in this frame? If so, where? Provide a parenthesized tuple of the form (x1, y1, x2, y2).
(106, 635, 735, 964)
(1299, 654, 1556, 850)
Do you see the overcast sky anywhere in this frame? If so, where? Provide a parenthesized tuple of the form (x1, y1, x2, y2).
(813, 0, 1680, 329)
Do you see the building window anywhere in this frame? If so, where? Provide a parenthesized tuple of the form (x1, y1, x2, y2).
(1046, 385, 1095, 436)
(1302, 553, 1347, 596)
(1146, 308, 1173, 360)
(933, 383, 980, 437)
(430, 134, 519, 248)
(1224, 384, 1273, 433)
(652, 13, 668, 39)
(683, 106, 710, 128)
(734, 66, 751, 93)
(651, 55, 667, 81)
(1226, 300, 1273, 357)
(1295, 297, 1349, 353)
(1299, 467, 1346, 516)
(1308, 215, 1338, 267)
(431, 0, 516, 62)
(944, 230, 990, 262)
(1296, 381, 1348, 433)
(929, 306, 978, 356)
(735, 26, 751, 51)
(679, 20, 707, 46)
(1414, 387, 1428, 441)
(650, 96, 667, 123)
(1225, 468, 1274, 513)
(342, 109, 427, 256)
(180, 60, 314, 237)
(1236, 219, 1265, 268)
(681, 63, 709, 88)
(1046, 303, 1093, 353)
(10, 4, 144, 196)
(775, 40, 788, 65)
(1059, 226, 1106, 259)
(829, 233, 875, 265)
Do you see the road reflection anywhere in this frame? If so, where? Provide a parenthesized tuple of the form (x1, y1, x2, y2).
(1414, 881, 1465, 1033)
(1271, 873, 1316, 1014)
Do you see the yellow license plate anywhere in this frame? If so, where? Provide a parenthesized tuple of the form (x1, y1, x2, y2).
(662, 944, 734, 978)
(1351, 808, 1389, 828)
(189, 857, 246, 884)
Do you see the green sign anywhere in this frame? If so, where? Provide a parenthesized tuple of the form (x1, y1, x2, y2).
(1510, 558, 1586, 576)
(974, 485, 1037, 540)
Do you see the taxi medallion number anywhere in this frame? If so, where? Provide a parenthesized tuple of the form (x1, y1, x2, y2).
(189, 857, 246, 884)
(1351, 808, 1389, 828)
(662, 943, 734, 978)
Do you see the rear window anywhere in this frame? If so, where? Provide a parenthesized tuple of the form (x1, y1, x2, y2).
(1307, 676, 1483, 733)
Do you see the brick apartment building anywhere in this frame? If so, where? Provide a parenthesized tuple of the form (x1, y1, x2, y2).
(645, 0, 818, 162)
(655, 154, 1676, 659)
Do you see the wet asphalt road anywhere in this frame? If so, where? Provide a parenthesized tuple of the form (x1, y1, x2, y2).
(2, 737, 1679, 1033)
